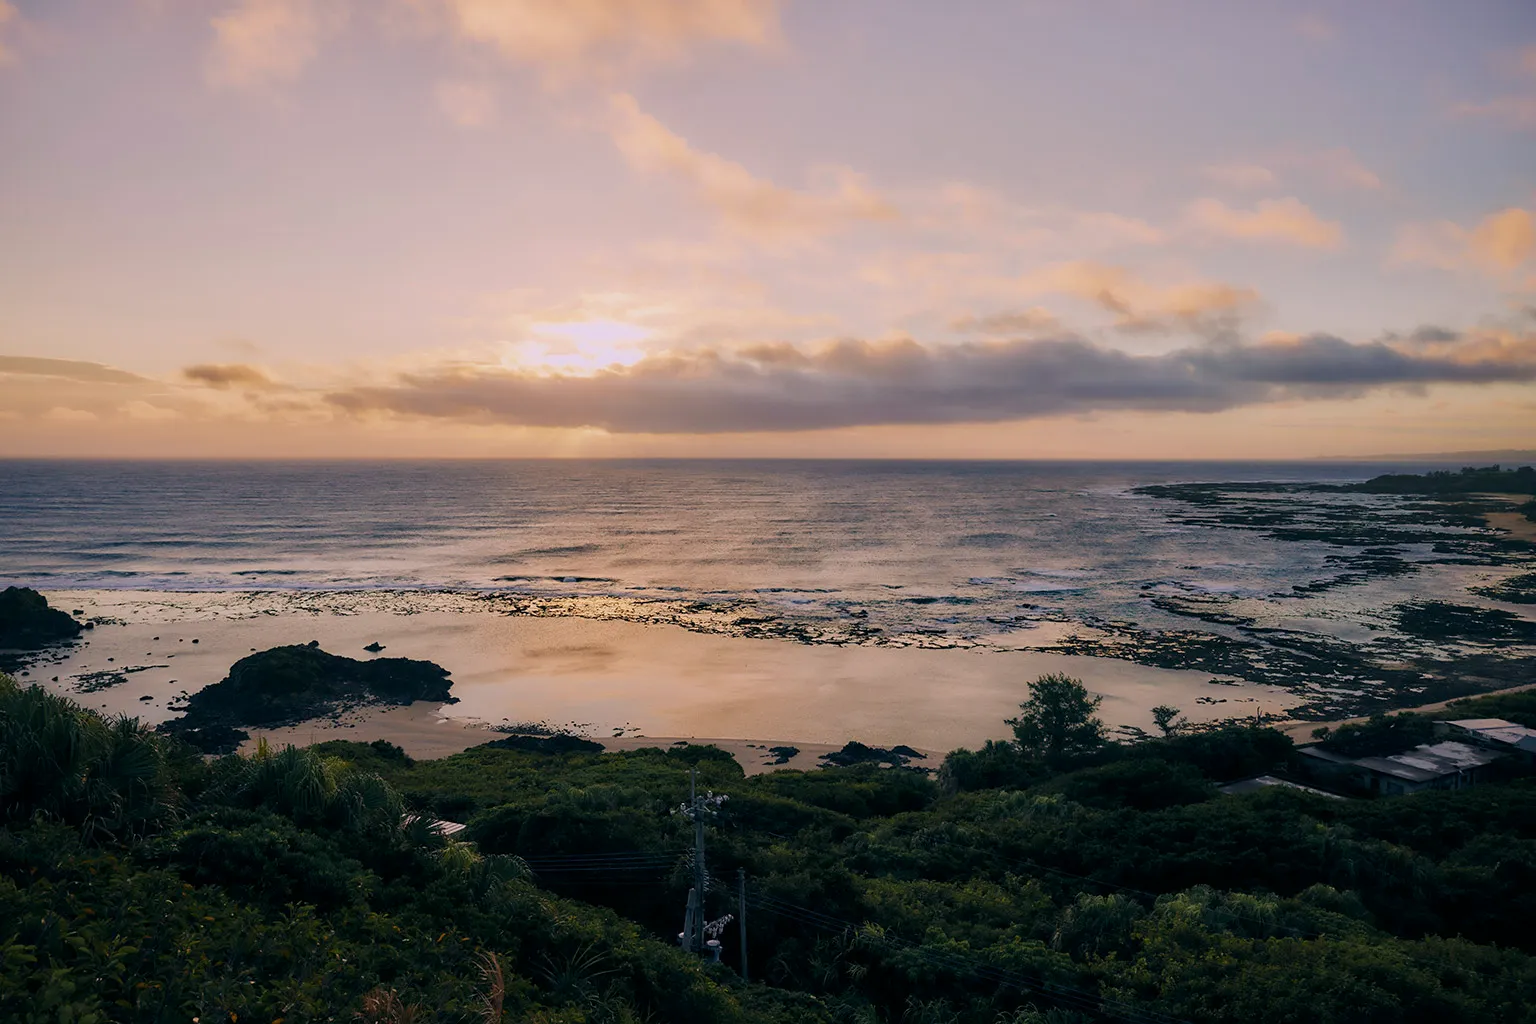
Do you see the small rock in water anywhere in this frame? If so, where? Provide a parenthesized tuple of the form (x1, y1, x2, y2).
(191, 639, 199, 644)
(139, 695, 153, 702)
(363, 642, 385, 652)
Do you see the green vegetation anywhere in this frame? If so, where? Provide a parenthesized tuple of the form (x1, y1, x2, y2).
(1345, 464, 1536, 498)
(7, 672, 1536, 1022)
(1006, 673, 1107, 765)
(161, 643, 456, 754)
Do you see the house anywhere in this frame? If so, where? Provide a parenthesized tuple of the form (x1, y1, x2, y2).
(1299, 740, 1505, 796)
(1434, 718, 1536, 765)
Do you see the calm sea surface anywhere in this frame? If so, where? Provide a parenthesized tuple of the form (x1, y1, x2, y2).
(0, 459, 1477, 646)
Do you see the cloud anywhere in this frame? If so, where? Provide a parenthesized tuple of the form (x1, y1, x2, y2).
(121, 400, 182, 422)
(439, 0, 780, 80)
(0, 1, 18, 66)
(1295, 14, 1337, 42)
(206, 0, 343, 90)
(1019, 261, 1260, 335)
(182, 362, 279, 389)
(1186, 197, 1344, 249)
(1391, 208, 1535, 275)
(323, 330, 1536, 434)
(43, 407, 100, 423)
(1201, 149, 1382, 193)
(434, 79, 497, 127)
(1201, 164, 1277, 190)
(950, 308, 1061, 336)
(0, 356, 150, 384)
(928, 184, 1164, 249)
(1303, 148, 1382, 190)
(608, 93, 898, 243)
(1452, 95, 1536, 130)
(1470, 208, 1536, 270)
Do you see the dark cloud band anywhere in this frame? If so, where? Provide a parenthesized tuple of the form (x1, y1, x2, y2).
(323, 334, 1534, 435)
(0, 356, 148, 385)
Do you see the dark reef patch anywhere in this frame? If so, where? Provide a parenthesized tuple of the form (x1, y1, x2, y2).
(478, 733, 604, 755)
(1083, 481, 1536, 719)
(1476, 571, 1536, 605)
(1395, 601, 1536, 645)
(160, 644, 455, 754)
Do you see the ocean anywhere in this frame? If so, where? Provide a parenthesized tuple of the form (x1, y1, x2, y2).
(0, 457, 1511, 647)
(5, 458, 1534, 741)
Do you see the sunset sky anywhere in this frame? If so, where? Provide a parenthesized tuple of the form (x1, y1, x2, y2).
(1, 0, 1534, 458)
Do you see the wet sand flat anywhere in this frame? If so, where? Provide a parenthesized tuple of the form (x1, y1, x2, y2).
(28, 590, 1294, 757)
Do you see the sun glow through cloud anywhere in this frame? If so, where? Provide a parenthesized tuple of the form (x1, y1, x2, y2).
(506, 320, 655, 374)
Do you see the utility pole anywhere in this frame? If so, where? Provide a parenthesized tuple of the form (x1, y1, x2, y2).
(691, 767, 706, 954)
(737, 866, 748, 982)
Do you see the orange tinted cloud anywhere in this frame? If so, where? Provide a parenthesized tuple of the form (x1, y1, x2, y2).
(434, 79, 496, 126)
(441, 0, 779, 78)
(1391, 207, 1535, 275)
(1021, 261, 1259, 334)
(1186, 197, 1343, 249)
(206, 0, 343, 90)
(0, 1, 18, 66)
(609, 93, 897, 243)
(1452, 95, 1536, 129)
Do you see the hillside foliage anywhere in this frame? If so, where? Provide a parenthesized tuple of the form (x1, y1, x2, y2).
(5, 673, 1536, 1023)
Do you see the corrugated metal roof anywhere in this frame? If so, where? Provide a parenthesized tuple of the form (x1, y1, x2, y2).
(1219, 775, 1346, 799)
(1303, 740, 1504, 784)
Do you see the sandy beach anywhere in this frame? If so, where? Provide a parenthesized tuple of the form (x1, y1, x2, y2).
(19, 589, 1295, 770)
(1480, 493, 1536, 543)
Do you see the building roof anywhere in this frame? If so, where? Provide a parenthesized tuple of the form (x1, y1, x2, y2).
(1357, 741, 1503, 783)
(1439, 718, 1536, 751)
(1440, 718, 1520, 730)
(1298, 746, 1356, 765)
(1219, 775, 1346, 799)
(1300, 740, 1504, 784)
(402, 813, 468, 837)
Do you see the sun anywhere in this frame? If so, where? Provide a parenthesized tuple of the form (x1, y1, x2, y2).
(505, 319, 654, 374)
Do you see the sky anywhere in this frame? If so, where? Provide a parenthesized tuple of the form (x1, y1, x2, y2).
(1, 0, 1534, 459)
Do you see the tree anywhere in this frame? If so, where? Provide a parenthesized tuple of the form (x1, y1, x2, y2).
(1151, 705, 1184, 736)
(1005, 674, 1106, 765)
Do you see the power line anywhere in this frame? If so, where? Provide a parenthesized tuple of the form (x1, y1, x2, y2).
(865, 822, 1490, 980)
(738, 884, 1187, 1024)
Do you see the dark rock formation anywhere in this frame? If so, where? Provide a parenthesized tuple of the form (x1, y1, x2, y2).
(0, 587, 83, 650)
(160, 644, 455, 754)
(479, 733, 604, 755)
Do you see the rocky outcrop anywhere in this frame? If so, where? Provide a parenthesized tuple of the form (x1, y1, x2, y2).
(161, 642, 454, 754)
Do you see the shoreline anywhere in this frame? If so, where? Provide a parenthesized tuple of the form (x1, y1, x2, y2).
(24, 590, 1294, 753)
(235, 704, 935, 776)
(1276, 680, 1536, 742)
